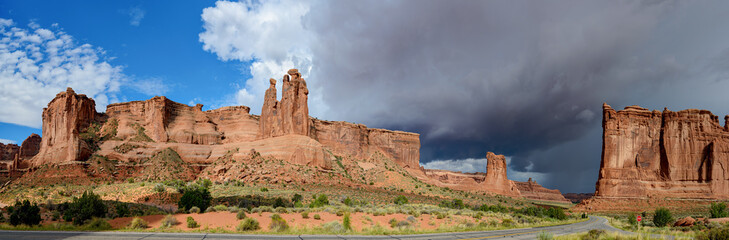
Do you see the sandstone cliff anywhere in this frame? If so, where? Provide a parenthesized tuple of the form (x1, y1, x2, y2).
(514, 178, 570, 203)
(30, 88, 96, 167)
(595, 103, 729, 199)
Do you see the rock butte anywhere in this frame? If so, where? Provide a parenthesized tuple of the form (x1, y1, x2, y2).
(595, 103, 729, 199)
(10, 69, 566, 203)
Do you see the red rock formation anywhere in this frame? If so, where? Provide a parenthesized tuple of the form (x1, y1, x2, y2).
(260, 69, 309, 138)
(0, 143, 19, 161)
(595, 103, 729, 199)
(421, 152, 521, 197)
(20, 133, 41, 159)
(514, 178, 570, 203)
(31, 88, 96, 167)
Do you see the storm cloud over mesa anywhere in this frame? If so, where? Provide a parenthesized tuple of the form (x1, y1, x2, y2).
(201, 1, 729, 192)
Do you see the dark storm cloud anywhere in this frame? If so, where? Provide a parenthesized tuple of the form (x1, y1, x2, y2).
(297, 0, 729, 192)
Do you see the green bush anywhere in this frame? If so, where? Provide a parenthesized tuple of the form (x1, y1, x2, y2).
(236, 209, 247, 220)
(270, 214, 289, 232)
(343, 197, 353, 206)
(322, 221, 346, 234)
(273, 197, 286, 208)
(314, 214, 321, 220)
(154, 184, 166, 193)
(653, 208, 673, 227)
(8, 200, 41, 226)
(301, 212, 310, 219)
(161, 214, 179, 228)
(537, 231, 553, 240)
(237, 218, 260, 231)
(394, 195, 408, 205)
(129, 217, 148, 229)
(309, 194, 329, 208)
(178, 188, 211, 213)
(292, 194, 303, 203)
(696, 226, 729, 240)
(711, 202, 728, 218)
(582, 229, 605, 240)
(343, 212, 351, 230)
(389, 218, 398, 228)
(545, 207, 567, 220)
(63, 191, 107, 225)
(186, 216, 199, 228)
(260, 187, 268, 192)
(213, 204, 228, 212)
(115, 203, 129, 218)
(440, 199, 465, 209)
(501, 218, 514, 227)
(189, 206, 201, 214)
(82, 218, 112, 230)
(628, 214, 638, 225)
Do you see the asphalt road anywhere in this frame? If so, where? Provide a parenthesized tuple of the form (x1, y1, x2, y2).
(0, 216, 669, 240)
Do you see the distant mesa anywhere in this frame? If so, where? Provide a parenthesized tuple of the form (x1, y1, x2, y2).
(5, 69, 565, 203)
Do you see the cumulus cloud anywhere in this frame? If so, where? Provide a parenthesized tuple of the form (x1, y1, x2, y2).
(128, 77, 169, 96)
(0, 138, 16, 144)
(0, 19, 125, 128)
(199, 0, 321, 115)
(201, 1, 729, 192)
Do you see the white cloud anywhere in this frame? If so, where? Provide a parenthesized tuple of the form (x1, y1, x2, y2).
(0, 18, 126, 128)
(199, 0, 326, 116)
(0, 138, 16, 144)
(128, 6, 145, 26)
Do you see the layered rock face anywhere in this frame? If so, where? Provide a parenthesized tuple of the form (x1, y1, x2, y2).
(20, 134, 41, 159)
(0, 134, 41, 171)
(422, 152, 521, 197)
(514, 178, 570, 203)
(0, 143, 20, 170)
(595, 103, 729, 199)
(31, 88, 96, 167)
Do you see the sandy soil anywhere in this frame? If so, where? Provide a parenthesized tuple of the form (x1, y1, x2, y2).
(108, 211, 482, 232)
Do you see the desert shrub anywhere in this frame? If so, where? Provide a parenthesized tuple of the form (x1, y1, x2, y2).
(537, 231, 553, 240)
(260, 187, 268, 192)
(545, 207, 567, 220)
(63, 191, 107, 225)
(292, 193, 303, 203)
(310, 194, 329, 208)
(186, 216, 199, 228)
(394, 195, 408, 205)
(440, 199, 465, 209)
(314, 214, 321, 220)
(653, 208, 673, 227)
(178, 188, 211, 213)
(343, 212, 351, 230)
(501, 218, 514, 227)
(8, 200, 41, 226)
(474, 211, 484, 219)
(129, 217, 148, 229)
(582, 229, 605, 240)
(696, 226, 729, 240)
(161, 214, 179, 228)
(322, 221, 346, 234)
(273, 197, 286, 208)
(711, 202, 728, 218)
(189, 206, 201, 214)
(389, 218, 398, 228)
(406, 215, 417, 223)
(213, 204, 228, 212)
(205, 206, 215, 213)
(628, 214, 638, 225)
(435, 211, 447, 219)
(343, 197, 353, 206)
(154, 184, 166, 193)
(301, 212, 310, 219)
(230, 209, 245, 220)
(237, 218, 260, 231)
(82, 218, 112, 230)
(115, 203, 129, 218)
(269, 214, 288, 232)
(275, 207, 288, 213)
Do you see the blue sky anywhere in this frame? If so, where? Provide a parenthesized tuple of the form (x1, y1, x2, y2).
(0, 0, 250, 144)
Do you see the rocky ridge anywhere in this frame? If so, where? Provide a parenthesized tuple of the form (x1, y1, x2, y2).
(15, 69, 565, 202)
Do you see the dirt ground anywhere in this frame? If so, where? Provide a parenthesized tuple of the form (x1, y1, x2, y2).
(108, 211, 484, 232)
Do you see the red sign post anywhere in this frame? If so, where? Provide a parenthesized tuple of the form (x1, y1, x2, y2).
(637, 215, 642, 222)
